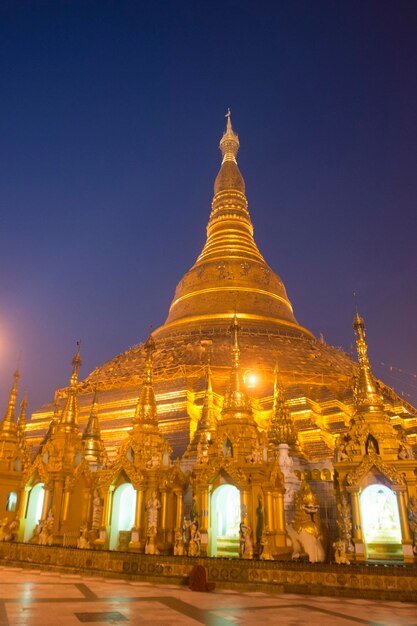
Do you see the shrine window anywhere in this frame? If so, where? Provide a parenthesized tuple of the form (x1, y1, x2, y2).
(6, 491, 17, 512)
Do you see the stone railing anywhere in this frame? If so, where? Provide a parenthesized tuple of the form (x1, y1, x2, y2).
(0, 542, 416, 602)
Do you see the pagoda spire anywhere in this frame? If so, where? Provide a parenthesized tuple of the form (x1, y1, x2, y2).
(133, 334, 158, 429)
(17, 394, 27, 441)
(196, 111, 264, 266)
(220, 108, 240, 164)
(353, 311, 384, 414)
(43, 397, 60, 444)
(58, 344, 81, 432)
(0, 369, 19, 441)
(269, 366, 297, 447)
(158, 111, 308, 339)
(82, 388, 104, 464)
(198, 364, 217, 435)
(222, 315, 252, 416)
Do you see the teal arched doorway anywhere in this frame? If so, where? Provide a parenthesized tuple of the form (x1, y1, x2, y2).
(24, 483, 45, 542)
(109, 483, 137, 550)
(210, 484, 240, 557)
(359, 484, 402, 560)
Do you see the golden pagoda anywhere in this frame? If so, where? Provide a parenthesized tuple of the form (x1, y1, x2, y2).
(334, 312, 417, 562)
(1, 112, 415, 563)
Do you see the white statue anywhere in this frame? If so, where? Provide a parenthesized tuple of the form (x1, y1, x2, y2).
(92, 490, 103, 531)
(239, 523, 253, 559)
(145, 490, 161, 529)
(260, 526, 274, 561)
(249, 441, 262, 464)
(333, 540, 350, 564)
(188, 522, 201, 557)
(173, 528, 185, 556)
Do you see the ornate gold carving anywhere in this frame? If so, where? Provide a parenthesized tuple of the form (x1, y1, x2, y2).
(345, 452, 405, 487)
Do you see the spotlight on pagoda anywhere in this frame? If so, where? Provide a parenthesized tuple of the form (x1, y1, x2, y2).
(244, 370, 259, 389)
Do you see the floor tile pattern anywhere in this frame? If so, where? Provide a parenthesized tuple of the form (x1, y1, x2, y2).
(0, 567, 415, 625)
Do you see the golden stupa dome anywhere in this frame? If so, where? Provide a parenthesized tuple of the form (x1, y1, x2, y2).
(155, 111, 312, 339)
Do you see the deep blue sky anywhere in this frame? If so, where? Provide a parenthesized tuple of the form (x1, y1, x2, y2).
(0, 0, 416, 413)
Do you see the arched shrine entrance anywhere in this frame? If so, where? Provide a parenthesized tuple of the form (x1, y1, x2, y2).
(210, 484, 240, 557)
(109, 483, 137, 550)
(359, 484, 402, 560)
(24, 483, 45, 542)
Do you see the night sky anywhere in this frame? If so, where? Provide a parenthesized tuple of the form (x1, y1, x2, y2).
(0, 1, 416, 413)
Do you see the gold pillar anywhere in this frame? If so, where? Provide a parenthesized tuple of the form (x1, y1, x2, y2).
(19, 486, 31, 520)
(161, 490, 167, 531)
(396, 489, 412, 543)
(272, 493, 279, 530)
(41, 487, 52, 520)
(350, 490, 362, 541)
(61, 490, 70, 522)
(265, 491, 273, 529)
(81, 489, 91, 526)
(276, 492, 286, 532)
(201, 487, 209, 532)
(135, 489, 144, 530)
(240, 489, 249, 524)
(105, 487, 114, 527)
(129, 488, 144, 551)
(18, 486, 31, 542)
(175, 490, 183, 529)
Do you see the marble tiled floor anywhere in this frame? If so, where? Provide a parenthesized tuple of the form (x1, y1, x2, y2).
(0, 567, 415, 625)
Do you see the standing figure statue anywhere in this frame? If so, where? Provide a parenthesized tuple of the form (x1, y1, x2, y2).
(38, 510, 55, 546)
(407, 496, 417, 554)
(249, 441, 262, 464)
(336, 493, 353, 552)
(173, 528, 185, 556)
(145, 490, 161, 529)
(77, 528, 91, 549)
(188, 521, 201, 557)
(38, 521, 49, 546)
(256, 494, 264, 549)
(260, 526, 274, 561)
(145, 525, 159, 555)
(92, 490, 103, 531)
(239, 523, 253, 559)
(333, 540, 350, 564)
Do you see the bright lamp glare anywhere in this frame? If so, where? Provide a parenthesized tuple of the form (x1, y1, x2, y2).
(244, 371, 258, 389)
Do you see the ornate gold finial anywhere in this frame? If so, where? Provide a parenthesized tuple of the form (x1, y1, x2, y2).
(82, 388, 104, 464)
(269, 365, 297, 447)
(198, 364, 217, 434)
(133, 334, 158, 428)
(58, 344, 82, 431)
(42, 397, 60, 444)
(220, 108, 240, 164)
(17, 395, 27, 432)
(353, 311, 384, 413)
(222, 314, 252, 415)
(16, 394, 28, 460)
(70, 341, 82, 387)
(0, 369, 20, 441)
